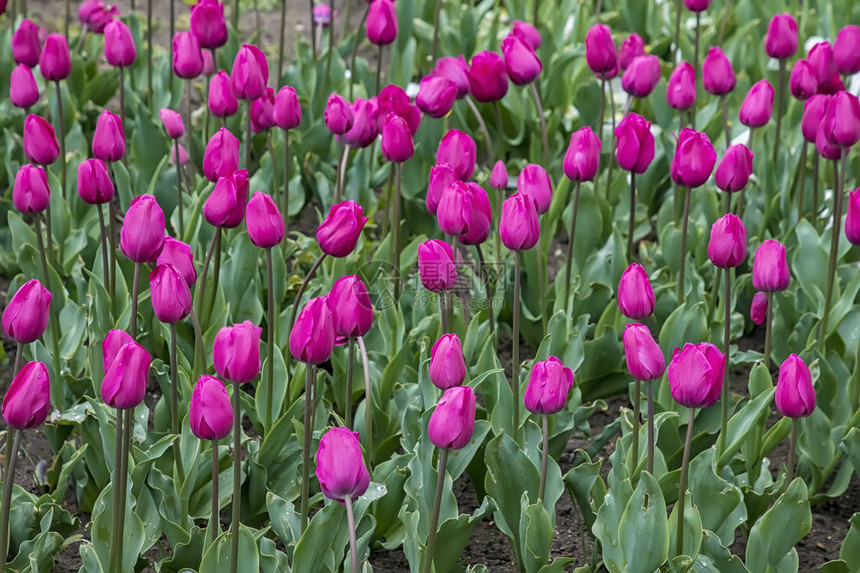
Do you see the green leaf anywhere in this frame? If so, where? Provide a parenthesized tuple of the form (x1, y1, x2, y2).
(717, 388, 775, 466)
(745, 479, 812, 571)
(688, 449, 747, 546)
(200, 526, 259, 573)
(619, 472, 669, 573)
(519, 497, 554, 573)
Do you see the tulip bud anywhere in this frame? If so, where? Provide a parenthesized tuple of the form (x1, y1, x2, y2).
(159, 108, 185, 139)
(327, 275, 373, 339)
(104, 20, 136, 67)
(670, 128, 716, 188)
(802, 94, 829, 144)
(434, 56, 470, 99)
(846, 189, 860, 246)
(78, 0, 118, 33)
(342, 98, 379, 148)
(149, 263, 193, 323)
(683, 0, 710, 10)
(377, 84, 421, 135)
(775, 354, 816, 418)
(617, 263, 655, 319)
(12, 20, 41, 68)
(614, 113, 654, 174)
(707, 213, 747, 269)
(750, 292, 767, 325)
(668, 343, 724, 409)
(39, 34, 71, 81)
(418, 239, 457, 292)
(502, 33, 542, 86)
(381, 114, 414, 163)
(427, 333, 466, 390)
(714, 144, 753, 192)
(436, 129, 476, 181)
(2, 279, 51, 344)
(739, 79, 774, 128)
(823, 91, 860, 148)
(324, 93, 355, 135)
(752, 239, 790, 292)
(834, 25, 860, 76)
(209, 71, 239, 118)
(437, 180, 471, 236)
(23, 115, 60, 165)
(273, 85, 302, 130)
(765, 13, 798, 59)
(92, 110, 125, 162)
(426, 164, 457, 214)
(490, 160, 508, 190)
(619, 33, 645, 70)
(315, 427, 371, 502)
(10, 64, 40, 108)
(190, 0, 228, 50)
(621, 55, 660, 98)
(466, 50, 509, 103)
(702, 47, 736, 96)
(499, 193, 540, 251)
(102, 329, 134, 372)
(789, 60, 818, 101)
(246, 192, 284, 248)
(2, 361, 50, 429)
(317, 201, 369, 258)
(231, 44, 268, 100)
(290, 296, 336, 364)
(189, 375, 233, 440)
(77, 158, 115, 205)
(13, 164, 50, 214)
(366, 0, 397, 46)
(313, 3, 332, 27)
(120, 195, 166, 263)
(416, 74, 457, 118)
(517, 164, 552, 214)
(250, 86, 276, 133)
(807, 42, 835, 87)
(102, 339, 151, 409)
(622, 323, 665, 381)
(666, 61, 697, 111)
(816, 122, 845, 160)
(512, 20, 541, 50)
(157, 237, 197, 287)
(585, 23, 617, 76)
(459, 182, 492, 246)
(204, 169, 250, 228)
(428, 385, 476, 450)
(213, 320, 262, 382)
(172, 31, 204, 79)
(563, 127, 602, 182)
(203, 128, 241, 181)
(523, 356, 574, 414)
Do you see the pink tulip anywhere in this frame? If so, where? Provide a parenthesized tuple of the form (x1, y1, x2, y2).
(619, 33, 645, 70)
(1, 279, 52, 344)
(273, 86, 302, 130)
(104, 20, 136, 67)
(381, 114, 414, 163)
(667, 343, 724, 409)
(39, 34, 71, 81)
(230, 44, 268, 100)
(621, 55, 660, 98)
(714, 144, 753, 192)
(585, 23, 617, 76)
(516, 164, 553, 214)
(149, 263, 193, 323)
(327, 275, 373, 339)
(501, 33, 542, 86)
(78, 0, 118, 33)
(466, 51, 508, 103)
(366, 0, 397, 46)
(765, 13, 798, 59)
(2, 361, 50, 429)
(23, 115, 59, 165)
(315, 427, 370, 502)
(377, 84, 421, 135)
(416, 75, 457, 119)
(846, 189, 860, 246)
(190, 0, 228, 50)
(342, 98, 380, 148)
(10, 64, 40, 108)
(77, 158, 114, 204)
(429, 333, 466, 390)
(499, 193, 540, 251)
(563, 127, 601, 182)
(246, 192, 284, 248)
(834, 25, 860, 76)
(209, 71, 239, 118)
(189, 375, 233, 440)
(157, 237, 197, 287)
(428, 385, 476, 450)
(614, 113, 654, 174)
(666, 62, 697, 111)
(172, 31, 204, 79)
(418, 239, 457, 292)
(102, 330, 134, 373)
(160, 108, 185, 139)
(289, 297, 336, 365)
(436, 129, 476, 181)
(622, 323, 665, 381)
(250, 86, 276, 133)
(120, 195, 165, 263)
(707, 213, 747, 269)
(702, 47, 736, 96)
(317, 201, 369, 258)
(802, 95, 829, 144)
(617, 263, 656, 319)
(434, 56, 470, 99)
(12, 164, 50, 214)
(670, 128, 716, 188)
(426, 164, 457, 215)
(750, 292, 767, 326)
(459, 182, 492, 246)
(739, 79, 774, 128)
(752, 239, 790, 292)
(204, 170, 250, 228)
(512, 20, 541, 50)
(490, 160, 508, 190)
(324, 93, 354, 135)
(101, 338, 151, 409)
(203, 127, 241, 181)
(213, 320, 262, 383)
(523, 356, 574, 414)
(775, 354, 816, 418)
(92, 110, 125, 162)
(12, 20, 41, 68)
(823, 91, 860, 148)
(789, 60, 818, 101)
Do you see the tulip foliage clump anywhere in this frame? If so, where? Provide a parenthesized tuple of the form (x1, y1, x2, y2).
(1, 0, 860, 571)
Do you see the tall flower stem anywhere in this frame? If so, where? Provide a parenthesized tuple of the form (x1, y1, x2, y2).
(195, 229, 220, 341)
(324, 0, 335, 92)
(423, 447, 449, 573)
(563, 181, 582, 314)
(719, 267, 731, 456)
(174, 139, 185, 239)
(345, 338, 355, 428)
(357, 336, 373, 463)
(34, 212, 63, 392)
(230, 381, 241, 573)
(812, 153, 820, 227)
(721, 95, 731, 144)
(232, 0, 240, 37)
(431, 0, 443, 63)
(512, 251, 522, 443)
(464, 96, 494, 161)
(348, 5, 370, 100)
(673, 0, 682, 64)
(797, 143, 808, 219)
(283, 130, 291, 238)
(147, 0, 153, 109)
(344, 495, 359, 573)
(627, 173, 636, 261)
(632, 378, 641, 473)
(693, 12, 701, 89)
(530, 84, 550, 168)
(773, 59, 786, 165)
(440, 291, 448, 334)
(287, 254, 327, 346)
(597, 77, 606, 141)
(493, 101, 505, 160)
(185, 79, 196, 175)
(300, 365, 315, 532)
(308, 0, 317, 60)
(392, 163, 403, 299)
(539, 414, 549, 501)
(334, 140, 346, 203)
(646, 380, 654, 474)
(677, 408, 696, 554)
(211, 439, 220, 542)
(170, 324, 186, 484)
(191, 308, 206, 382)
(116, 408, 132, 573)
(130, 261, 142, 337)
(786, 417, 799, 486)
(12, 344, 22, 379)
(108, 410, 124, 573)
(819, 155, 846, 348)
(764, 291, 774, 368)
(245, 101, 253, 172)
(97, 206, 112, 302)
(265, 249, 277, 431)
(169, 0, 175, 93)
(204, 229, 223, 328)
(277, 0, 287, 85)
(475, 245, 495, 336)
(107, 165, 119, 304)
(119, 68, 126, 152)
(376, 44, 384, 95)
(0, 429, 22, 565)
(678, 187, 691, 304)
(55, 81, 66, 199)
(604, 81, 617, 197)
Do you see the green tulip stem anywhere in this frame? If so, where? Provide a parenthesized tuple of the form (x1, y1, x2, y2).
(594, 0, 601, 22)
(646, 380, 655, 474)
(205, 56, 215, 142)
(190, 308, 206, 382)
(12, 344, 22, 379)
(300, 365, 315, 533)
(174, 139, 185, 240)
(423, 447, 449, 573)
(147, 0, 153, 109)
(604, 81, 617, 198)
(348, 5, 370, 100)
(334, 140, 346, 203)
(797, 142, 808, 219)
(169, 324, 186, 484)
(203, 228, 223, 328)
(721, 95, 731, 145)
(464, 96, 494, 161)
(277, 0, 287, 86)
(632, 378, 641, 474)
(475, 245, 495, 337)
(431, 0, 443, 63)
(34, 212, 63, 392)
(376, 44, 384, 95)
(54, 81, 66, 199)
(493, 100, 505, 160)
(211, 439, 219, 542)
(119, 68, 126, 154)
(564, 180, 582, 314)
(232, 0, 240, 38)
(530, 84, 550, 168)
(773, 59, 787, 165)
(786, 417, 799, 487)
(185, 79, 196, 176)
(357, 336, 373, 463)
(597, 77, 606, 142)
(265, 248, 276, 431)
(230, 381, 241, 573)
(97, 204, 111, 301)
(539, 414, 549, 502)
(108, 409, 124, 573)
(245, 101, 252, 173)
(283, 130, 291, 239)
(440, 291, 449, 334)
(308, 0, 317, 60)
(627, 173, 636, 261)
(345, 338, 356, 429)
(169, 0, 175, 93)
(673, 0, 682, 63)
(116, 408, 133, 573)
(719, 265, 731, 458)
(677, 407, 695, 555)
(0, 429, 22, 566)
(693, 12, 701, 96)
(106, 166, 118, 303)
(513, 251, 522, 443)
(748, 126, 755, 150)
(819, 155, 847, 349)
(287, 253, 328, 374)
(764, 291, 774, 369)
(393, 163, 403, 299)
(812, 153, 820, 227)
(343, 494, 359, 573)
(678, 187, 691, 305)
(325, 0, 335, 92)
(130, 261, 141, 337)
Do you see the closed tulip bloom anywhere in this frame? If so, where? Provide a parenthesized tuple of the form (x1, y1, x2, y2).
(563, 127, 601, 182)
(324, 93, 355, 135)
(92, 110, 125, 162)
(160, 108, 184, 139)
(426, 164, 456, 214)
(429, 333, 466, 390)
(39, 34, 71, 81)
(702, 47, 736, 96)
(437, 180, 471, 236)
(715, 144, 753, 192)
(436, 129, 476, 181)
(290, 297, 336, 364)
(204, 169, 250, 228)
(585, 23, 617, 76)
(428, 385, 476, 450)
(434, 56, 470, 99)
(231, 44, 268, 100)
(23, 115, 59, 165)
(789, 60, 818, 101)
(501, 33, 542, 86)
(12, 20, 41, 68)
(315, 427, 370, 502)
(622, 323, 665, 381)
(467, 50, 509, 103)
(102, 329, 134, 372)
(150, 263, 193, 323)
(683, 0, 710, 10)
(104, 20, 136, 67)
(327, 275, 373, 339)
(209, 71, 239, 118)
(2, 279, 51, 344)
(834, 25, 860, 76)
(273, 86, 302, 130)
(213, 320, 262, 382)
(668, 343, 724, 409)
(250, 86, 276, 133)
(190, 0, 228, 50)
(615, 113, 654, 174)
(157, 237, 197, 287)
(621, 55, 660, 98)
(342, 98, 379, 149)
(739, 79, 774, 128)
(377, 84, 422, 135)
(2, 361, 50, 429)
(172, 31, 204, 79)
(189, 375, 233, 440)
(517, 164, 552, 214)
(752, 239, 790, 292)
(708, 213, 747, 268)
(313, 3, 332, 27)
(818, 72, 845, 96)
(317, 201, 369, 257)
(77, 158, 114, 204)
(246, 192, 284, 248)
(512, 20, 541, 50)
(523, 356, 574, 414)
(101, 339, 151, 409)
(807, 42, 835, 86)
(846, 189, 860, 246)
(802, 95, 829, 143)
(666, 61, 696, 111)
(617, 263, 656, 319)
(823, 91, 860, 148)
(490, 160, 508, 190)
(418, 239, 457, 292)
(381, 114, 414, 163)
(79, 0, 118, 33)
(775, 354, 816, 418)
(459, 182, 492, 246)
(13, 164, 50, 214)
(366, 0, 397, 45)
(10, 64, 40, 108)
(619, 33, 645, 70)
(121, 195, 165, 262)
(671, 128, 716, 188)
(499, 193, 540, 251)
(750, 292, 767, 325)
(416, 74, 457, 118)
(816, 122, 845, 160)
(765, 13, 797, 59)
(203, 127, 241, 181)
